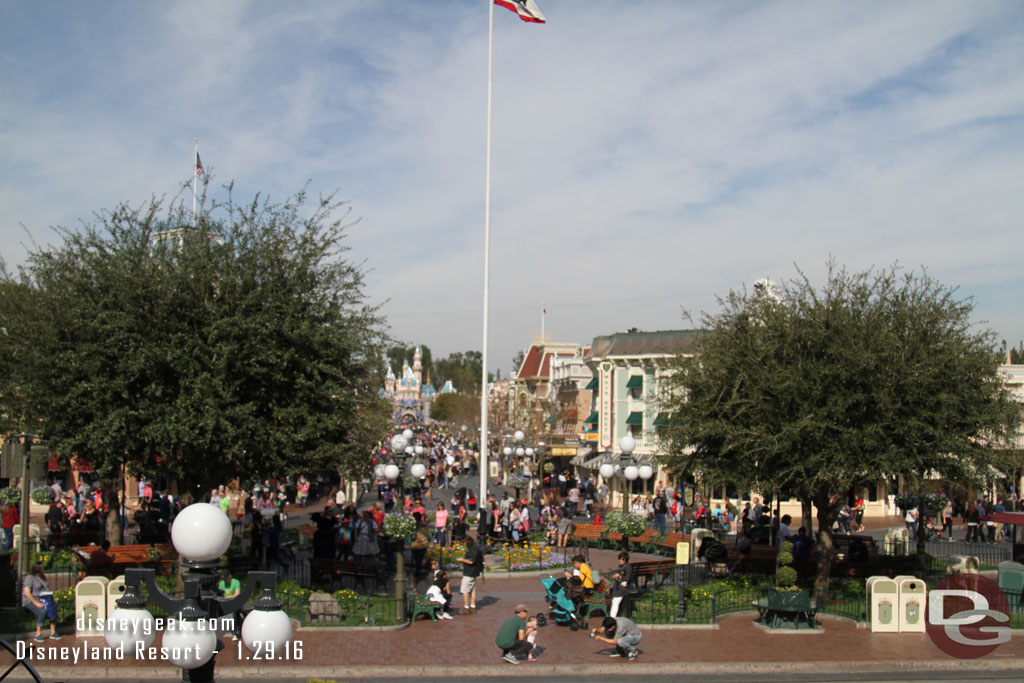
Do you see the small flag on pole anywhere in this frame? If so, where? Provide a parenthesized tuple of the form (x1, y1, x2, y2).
(195, 152, 204, 177)
(495, 0, 545, 24)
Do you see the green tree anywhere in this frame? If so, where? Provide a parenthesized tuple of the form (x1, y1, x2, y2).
(429, 392, 479, 426)
(12, 187, 387, 540)
(661, 264, 1018, 593)
(434, 350, 484, 396)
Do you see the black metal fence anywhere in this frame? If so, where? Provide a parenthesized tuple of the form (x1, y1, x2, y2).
(625, 583, 866, 625)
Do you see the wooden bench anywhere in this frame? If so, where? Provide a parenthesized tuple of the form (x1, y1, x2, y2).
(628, 559, 677, 590)
(309, 557, 384, 591)
(571, 524, 608, 559)
(75, 543, 179, 577)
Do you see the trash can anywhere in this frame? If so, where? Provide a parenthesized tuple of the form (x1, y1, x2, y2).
(997, 561, 1024, 612)
(866, 576, 899, 632)
(75, 576, 110, 637)
(106, 574, 127, 617)
(895, 575, 926, 633)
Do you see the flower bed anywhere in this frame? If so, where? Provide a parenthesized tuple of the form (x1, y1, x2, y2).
(494, 542, 569, 571)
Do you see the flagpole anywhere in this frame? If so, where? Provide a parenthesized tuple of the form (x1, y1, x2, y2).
(541, 300, 545, 337)
(192, 138, 199, 228)
(479, 0, 496, 515)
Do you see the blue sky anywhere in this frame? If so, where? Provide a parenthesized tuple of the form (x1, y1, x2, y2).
(2, 1, 1023, 378)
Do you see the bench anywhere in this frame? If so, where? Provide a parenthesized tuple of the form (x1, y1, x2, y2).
(411, 593, 440, 622)
(755, 590, 818, 629)
(571, 524, 608, 559)
(309, 557, 385, 591)
(75, 543, 178, 577)
(628, 559, 677, 590)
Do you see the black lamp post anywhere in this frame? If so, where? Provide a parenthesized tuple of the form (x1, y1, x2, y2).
(104, 504, 292, 682)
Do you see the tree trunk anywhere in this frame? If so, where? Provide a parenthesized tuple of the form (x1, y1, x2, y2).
(101, 477, 122, 544)
(800, 497, 813, 536)
(813, 487, 840, 597)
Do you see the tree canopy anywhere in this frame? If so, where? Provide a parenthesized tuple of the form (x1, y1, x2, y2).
(660, 263, 1019, 590)
(3, 187, 389, 501)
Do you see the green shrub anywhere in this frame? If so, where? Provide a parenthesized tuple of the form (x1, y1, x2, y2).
(776, 566, 798, 586)
(776, 551, 793, 566)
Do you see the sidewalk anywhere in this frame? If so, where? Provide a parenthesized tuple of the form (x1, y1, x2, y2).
(4, 547, 1024, 680)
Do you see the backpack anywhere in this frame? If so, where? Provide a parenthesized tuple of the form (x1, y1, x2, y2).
(671, 500, 679, 515)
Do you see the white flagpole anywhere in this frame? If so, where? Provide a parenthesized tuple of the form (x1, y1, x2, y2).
(541, 300, 545, 336)
(192, 138, 199, 228)
(479, 0, 496, 515)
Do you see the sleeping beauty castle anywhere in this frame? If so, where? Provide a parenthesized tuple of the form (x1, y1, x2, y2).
(378, 346, 456, 423)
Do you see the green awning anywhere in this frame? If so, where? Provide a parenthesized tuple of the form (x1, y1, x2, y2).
(584, 377, 598, 391)
(625, 411, 643, 425)
(654, 413, 670, 427)
(584, 411, 599, 424)
(625, 375, 643, 389)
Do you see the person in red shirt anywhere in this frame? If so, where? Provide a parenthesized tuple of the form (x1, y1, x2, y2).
(2, 502, 20, 551)
(370, 501, 385, 528)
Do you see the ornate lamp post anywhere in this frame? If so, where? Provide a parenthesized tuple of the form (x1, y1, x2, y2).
(106, 503, 292, 682)
(616, 435, 637, 513)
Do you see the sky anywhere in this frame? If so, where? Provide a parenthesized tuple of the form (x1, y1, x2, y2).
(2, 1, 1023, 379)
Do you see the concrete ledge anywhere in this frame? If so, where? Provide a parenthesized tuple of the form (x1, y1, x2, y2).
(23, 658, 1024, 680)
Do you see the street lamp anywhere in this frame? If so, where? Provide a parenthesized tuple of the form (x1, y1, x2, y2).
(106, 503, 291, 682)
(617, 435, 636, 513)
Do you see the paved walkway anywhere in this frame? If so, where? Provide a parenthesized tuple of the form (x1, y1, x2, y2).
(4, 546, 1024, 680)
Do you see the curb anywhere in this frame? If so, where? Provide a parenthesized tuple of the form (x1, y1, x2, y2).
(25, 658, 1024, 679)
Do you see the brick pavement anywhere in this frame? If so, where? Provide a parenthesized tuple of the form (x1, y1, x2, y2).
(5, 547, 1024, 680)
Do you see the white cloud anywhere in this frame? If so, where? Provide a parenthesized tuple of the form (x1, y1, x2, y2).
(1, 0, 1022, 376)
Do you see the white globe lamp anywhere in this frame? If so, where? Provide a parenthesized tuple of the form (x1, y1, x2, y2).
(384, 464, 400, 480)
(514, 430, 525, 442)
(171, 503, 232, 562)
(638, 464, 654, 481)
(624, 465, 640, 481)
(162, 618, 217, 669)
(391, 435, 407, 452)
(599, 463, 615, 479)
(405, 446, 414, 455)
(525, 447, 534, 457)
(503, 447, 512, 457)
(104, 606, 156, 651)
(411, 462, 426, 478)
(373, 464, 386, 479)
(515, 447, 525, 457)
(619, 435, 636, 455)
(402, 428, 414, 441)
(242, 604, 293, 655)
(414, 445, 424, 455)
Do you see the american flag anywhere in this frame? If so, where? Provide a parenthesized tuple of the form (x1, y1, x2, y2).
(195, 152, 204, 176)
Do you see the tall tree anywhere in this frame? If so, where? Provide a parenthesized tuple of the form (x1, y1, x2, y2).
(661, 263, 1018, 593)
(13, 187, 387, 539)
(434, 350, 484, 396)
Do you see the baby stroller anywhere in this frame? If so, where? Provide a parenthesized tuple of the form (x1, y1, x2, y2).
(539, 576, 588, 631)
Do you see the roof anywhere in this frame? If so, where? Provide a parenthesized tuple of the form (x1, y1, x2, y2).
(517, 344, 577, 381)
(588, 329, 701, 359)
(982, 512, 1024, 525)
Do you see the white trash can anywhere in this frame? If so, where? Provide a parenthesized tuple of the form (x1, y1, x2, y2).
(866, 575, 899, 632)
